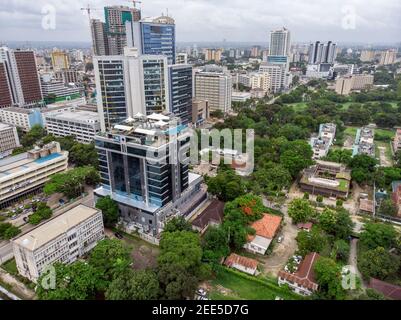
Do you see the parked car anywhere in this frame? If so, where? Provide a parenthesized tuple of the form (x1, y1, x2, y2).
(114, 232, 124, 239)
(277, 236, 283, 243)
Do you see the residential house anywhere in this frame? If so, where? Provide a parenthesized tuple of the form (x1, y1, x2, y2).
(224, 253, 259, 276)
(191, 199, 225, 234)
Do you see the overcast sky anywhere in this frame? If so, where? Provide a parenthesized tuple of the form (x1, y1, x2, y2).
(0, 0, 400, 44)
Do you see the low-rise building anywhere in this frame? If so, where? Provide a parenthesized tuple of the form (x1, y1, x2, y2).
(310, 123, 336, 159)
(44, 110, 101, 144)
(299, 160, 351, 199)
(0, 123, 20, 159)
(352, 127, 375, 157)
(335, 74, 374, 95)
(191, 199, 224, 234)
(0, 107, 43, 132)
(191, 99, 209, 127)
(0, 142, 68, 208)
(224, 253, 259, 276)
(232, 91, 252, 102)
(244, 213, 282, 255)
(278, 252, 320, 296)
(12, 204, 104, 282)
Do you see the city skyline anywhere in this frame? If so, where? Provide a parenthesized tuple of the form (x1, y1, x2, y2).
(0, 0, 400, 44)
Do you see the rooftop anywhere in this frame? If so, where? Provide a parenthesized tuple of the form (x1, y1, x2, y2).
(0, 107, 35, 114)
(248, 213, 282, 241)
(368, 278, 401, 300)
(192, 199, 224, 229)
(278, 252, 320, 291)
(13, 205, 100, 251)
(224, 253, 259, 270)
(44, 110, 99, 123)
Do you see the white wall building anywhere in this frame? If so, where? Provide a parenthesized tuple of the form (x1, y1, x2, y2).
(0, 123, 20, 159)
(13, 204, 104, 282)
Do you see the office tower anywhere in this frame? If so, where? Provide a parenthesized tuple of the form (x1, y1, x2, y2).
(0, 47, 43, 108)
(176, 53, 188, 64)
(0, 123, 20, 159)
(91, 19, 109, 56)
(205, 49, 223, 62)
(94, 48, 170, 131)
(251, 46, 261, 58)
(0, 62, 13, 108)
(260, 55, 290, 93)
(51, 51, 70, 70)
(128, 15, 176, 64)
(94, 114, 205, 236)
(194, 65, 232, 113)
(168, 64, 193, 124)
(380, 50, 397, 65)
(269, 28, 291, 56)
(54, 69, 80, 84)
(308, 41, 337, 64)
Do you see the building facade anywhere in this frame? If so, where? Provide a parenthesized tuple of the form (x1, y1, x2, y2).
(13, 204, 104, 282)
(269, 28, 291, 56)
(0, 62, 13, 108)
(0, 142, 68, 208)
(44, 110, 101, 144)
(51, 51, 70, 71)
(0, 107, 43, 132)
(0, 123, 20, 159)
(191, 99, 209, 127)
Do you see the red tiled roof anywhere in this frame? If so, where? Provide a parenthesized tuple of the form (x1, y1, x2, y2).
(278, 252, 320, 291)
(297, 222, 313, 230)
(192, 199, 225, 229)
(224, 253, 259, 270)
(368, 278, 401, 300)
(248, 213, 282, 241)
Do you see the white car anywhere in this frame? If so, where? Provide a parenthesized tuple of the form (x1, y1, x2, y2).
(277, 236, 283, 243)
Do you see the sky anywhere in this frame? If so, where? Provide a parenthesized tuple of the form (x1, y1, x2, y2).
(0, 0, 400, 44)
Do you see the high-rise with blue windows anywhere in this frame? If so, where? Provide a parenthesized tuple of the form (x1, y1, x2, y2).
(94, 114, 206, 236)
(127, 15, 176, 64)
(168, 64, 193, 125)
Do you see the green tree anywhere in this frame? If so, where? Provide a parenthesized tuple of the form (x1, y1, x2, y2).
(88, 239, 131, 288)
(332, 239, 350, 263)
(202, 226, 230, 263)
(314, 257, 345, 300)
(28, 202, 52, 225)
(95, 196, 119, 227)
(253, 162, 291, 193)
(205, 169, 246, 202)
(358, 247, 400, 280)
(0, 223, 21, 240)
(359, 222, 397, 250)
(279, 140, 313, 178)
(69, 143, 98, 167)
(296, 227, 328, 256)
(318, 208, 353, 240)
(105, 269, 159, 300)
(163, 216, 193, 233)
(288, 198, 315, 224)
(36, 262, 101, 300)
(20, 125, 46, 148)
(378, 198, 397, 217)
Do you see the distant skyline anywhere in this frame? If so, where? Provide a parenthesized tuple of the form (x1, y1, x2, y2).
(0, 0, 400, 44)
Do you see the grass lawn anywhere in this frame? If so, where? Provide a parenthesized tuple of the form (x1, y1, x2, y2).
(375, 128, 395, 139)
(287, 102, 308, 112)
(339, 101, 399, 110)
(1, 259, 18, 275)
(209, 267, 301, 300)
(375, 141, 394, 165)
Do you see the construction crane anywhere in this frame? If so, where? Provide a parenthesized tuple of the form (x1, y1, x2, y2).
(127, 0, 142, 9)
(80, 4, 101, 22)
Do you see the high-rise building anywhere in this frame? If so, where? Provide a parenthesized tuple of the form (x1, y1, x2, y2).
(0, 47, 43, 108)
(251, 46, 261, 58)
(0, 62, 13, 108)
(194, 65, 232, 113)
(91, 19, 109, 56)
(176, 53, 188, 64)
(204, 49, 223, 62)
(128, 15, 176, 64)
(308, 41, 337, 64)
(168, 64, 193, 124)
(94, 114, 206, 236)
(360, 50, 376, 62)
(0, 123, 20, 159)
(335, 74, 374, 95)
(94, 48, 170, 131)
(51, 51, 70, 71)
(260, 55, 290, 93)
(379, 50, 397, 65)
(269, 28, 291, 56)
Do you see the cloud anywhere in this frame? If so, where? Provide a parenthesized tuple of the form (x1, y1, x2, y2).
(0, 0, 400, 43)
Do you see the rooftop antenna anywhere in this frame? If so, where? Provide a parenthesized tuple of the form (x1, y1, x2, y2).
(80, 4, 100, 22)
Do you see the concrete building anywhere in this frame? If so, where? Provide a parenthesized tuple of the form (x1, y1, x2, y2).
(250, 72, 271, 93)
(259, 57, 289, 93)
(310, 123, 336, 159)
(335, 76, 353, 95)
(44, 110, 101, 144)
(0, 62, 13, 108)
(91, 18, 109, 56)
(352, 127, 375, 157)
(204, 49, 223, 62)
(308, 41, 336, 64)
(250, 46, 261, 58)
(232, 91, 252, 102)
(12, 205, 104, 282)
(40, 74, 81, 103)
(269, 28, 291, 56)
(176, 53, 188, 65)
(299, 160, 351, 199)
(191, 99, 209, 127)
(379, 50, 397, 66)
(335, 74, 374, 95)
(54, 69, 80, 85)
(0, 47, 43, 108)
(0, 142, 68, 208)
(94, 48, 169, 131)
(194, 66, 232, 113)
(0, 107, 43, 132)
(360, 50, 376, 62)
(50, 51, 70, 71)
(0, 123, 20, 159)
(94, 113, 206, 237)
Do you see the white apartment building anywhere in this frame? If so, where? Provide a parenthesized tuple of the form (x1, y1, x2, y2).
(379, 50, 397, 66)
(0, 142, 68, 208)
(194, 67, 232, 113)
(176, 53, 188, 65)
(251, 72, 271, 93)
(0, 123, 20, 159)
(259, 63, 288, 93)
(13, 204, 104, 282)
(0, 107, 43, 132)
(310, 123, 336, 160)
(232, 91, 252, 102)
(44, 110, 101, 144)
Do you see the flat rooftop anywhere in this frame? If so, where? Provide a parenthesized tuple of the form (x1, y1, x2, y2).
(45, 110, 100, 123)
(0, 151, 67, 180)
(13, 205, 100, 251)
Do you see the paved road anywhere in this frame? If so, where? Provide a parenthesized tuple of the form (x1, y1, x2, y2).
(349, 238, 365, 291)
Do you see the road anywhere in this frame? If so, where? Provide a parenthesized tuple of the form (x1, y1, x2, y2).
(348, 238, 365, 291)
